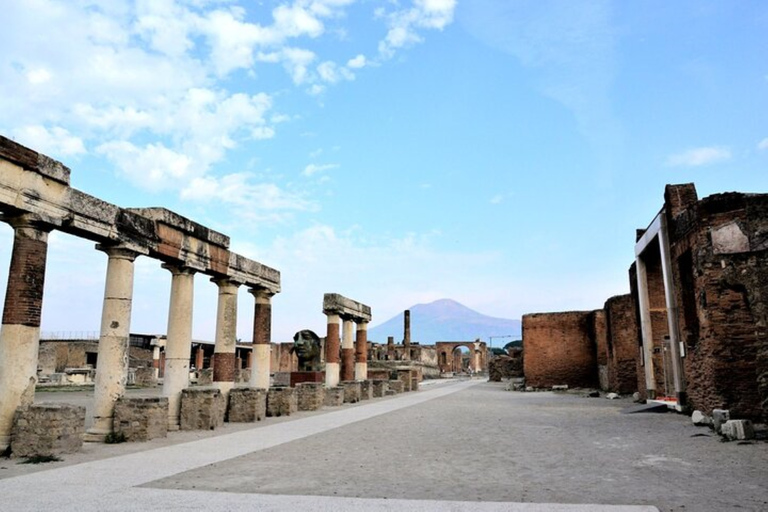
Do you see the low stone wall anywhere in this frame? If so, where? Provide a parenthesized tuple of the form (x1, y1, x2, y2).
(228, 388, 266, 422)
(341, 381, 362, 403)
(133, 367, 157, 387)
(113, 397, 168, 441)
(372, 379, 389, 397)
(389, 380, 404, 394)
(296, 383, 325, 411)
(11, 403, 85, 457)
(267, 387, 297, 417)
(324, 387, 344, 406)
(180, 388, 226, 430)
(360, 380, 373, 400)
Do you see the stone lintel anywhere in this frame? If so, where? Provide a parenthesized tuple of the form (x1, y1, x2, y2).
(228, 252, 281, 293)
(126, 207, 230, 248)
(0, 135, 70, 185)
(323, 293, 372, 322)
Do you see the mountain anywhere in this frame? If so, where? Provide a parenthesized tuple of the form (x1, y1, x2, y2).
(367, 299, 521, 347)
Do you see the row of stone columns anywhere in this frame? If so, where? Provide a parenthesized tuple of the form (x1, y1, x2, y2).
(324, 314, 368, 387)
(0, 214, 275, 448)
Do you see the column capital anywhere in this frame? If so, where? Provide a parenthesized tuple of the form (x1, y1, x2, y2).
(248, 287, 274, 303)
(211, 276, 241, 292)
(161, 263, 197, 276)
(96, 243, 140, 262)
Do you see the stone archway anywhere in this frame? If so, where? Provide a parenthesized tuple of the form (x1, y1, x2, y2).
(435, 341, 487, 374)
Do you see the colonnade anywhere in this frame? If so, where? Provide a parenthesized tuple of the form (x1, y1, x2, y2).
(322, 293, 372, 388)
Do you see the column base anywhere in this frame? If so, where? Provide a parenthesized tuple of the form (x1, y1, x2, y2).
(325, 362, 340, 388)
(83, 432, 108, 443)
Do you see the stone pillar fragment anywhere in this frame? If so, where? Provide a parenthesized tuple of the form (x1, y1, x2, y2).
(161, 264, 196, 430)
(249, 288, 272, 390)
(86, 245, 139, 442)
(0, 216, 52, 450)
(403, 309, 411, 360)
(325, 314, 341, 387)
(212, 278, 239, 397)
(341, 317, 355, 382)
(355, 321, 368, 381)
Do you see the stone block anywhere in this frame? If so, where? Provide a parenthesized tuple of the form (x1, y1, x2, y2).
(341, 381, 362, 403)
(389, 380, 404, 394)
(180, 388, 226, 430)
(267, 387, 297, 417)
(290, 371, 325, 387)
(713, 409, 730, 434)
(133, 367, 157, 387)
(11, 403, 85, 457)
(360, 380, 373, 400)
(296, 383, 325, 411)
(396, 370, 412, 392)
(273, 372, 291, 387)
(372, 379, 389, 398)
(197, 368, 213, 386)
(228, 388, 266, 422)
(113, 397, 168, 442)
(721, 419, 755, 441)
(324, 387, 344, 407)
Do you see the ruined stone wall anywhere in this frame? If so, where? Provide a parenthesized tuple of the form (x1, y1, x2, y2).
(522, 311, 598, 389)
(488, 349, 523, 382)
(669, 192, 768, 420)
(628, 263, 648, 399)
(604, 294, 639, 394)
(273, 343, 296, 373)
(590, 310, 608, 390)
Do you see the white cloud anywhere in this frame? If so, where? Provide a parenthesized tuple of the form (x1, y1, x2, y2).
(377, 0, 457, 58)
(347, 54, 367, 69)
(303, 163, 339, 176)
(665, 146, 732, 167)
(11, 125, 86, 157)
(317, 61, 354, 84)
(97, 141, 196, 191)
(758, 138, 768, 151)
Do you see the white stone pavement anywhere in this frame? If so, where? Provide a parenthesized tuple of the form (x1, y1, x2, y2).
(0, 380, 658, 512)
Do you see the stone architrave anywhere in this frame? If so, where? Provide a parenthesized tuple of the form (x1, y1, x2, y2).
(341, 318, 355, 382)
(355, 321, 368, 381)
(0, 215, 52, 450)
(212, 278, 239, 397)
(85, 245, 140, 442)
(325, 314, 341, 388)
(161, 264, 196, 430)
(249, 288, 273, 390)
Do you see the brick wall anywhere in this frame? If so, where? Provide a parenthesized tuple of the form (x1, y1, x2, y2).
(604, 294, 639, 394)
(522, 311, 598, 389)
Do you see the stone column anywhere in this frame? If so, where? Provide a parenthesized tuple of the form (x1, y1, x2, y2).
(0, 216, 52, 450)
(161, 264, 196, 430)
(658, 217, 687, 404)
(152, 345, 160, 380)
(403, 309, 411, 360)
(355, 321, 368, 381)
(325, 314, 341, 387)
(635, 256, 657, 399)
(212, 278, 239, 397)
(85, 245, 139, 442)
(341, 318, 355, 382)
(387, 336, 394, 361)
(249, 288, 272, 389)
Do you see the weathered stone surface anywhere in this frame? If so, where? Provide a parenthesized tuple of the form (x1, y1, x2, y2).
(389, 380, 404, 394)
(180, 388, 226, 430)
(606, 393, 620, 400)
(113, 397, 168, 441)
(324, 387, 344, 407)
(11, 403, 85, 457)
(227, 388, 266, 422)
(341, 381, 361, 403)
(371, 379, 389, 398)
(396, 369, 412, 392)
(322, 293, 372, 322)
(712, 409, 731, 434)
(267, 387, 297, 417)
(488, 349, 524, 382)
(198, 368, 213, 386)
(721, 419, 756, 440)
(296, 383, 324, 411)
(133, 367, 157, 387)
(360, 380, 373, 400)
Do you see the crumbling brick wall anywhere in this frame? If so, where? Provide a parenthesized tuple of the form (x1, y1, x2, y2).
(488, 348, 523, 382)
(522, 311, 598, 388)
(590, 310, 608, 390)
(604, 294, 639, 394)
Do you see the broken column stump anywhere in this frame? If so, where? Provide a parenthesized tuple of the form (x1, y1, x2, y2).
(341, 381, 362, 403)
(372, 379, 389, 398)
(11, 403, 85, 457)
(113, 397, 168, 441)
(180, 388, 226, 430)
(267, 387, 297, 417)
(228, 388, 266, 422)
(360, 380, 373, 400)
(296, 383, 325, 411)
(389, 379, 404, 394)
(324, 387, 344, 406)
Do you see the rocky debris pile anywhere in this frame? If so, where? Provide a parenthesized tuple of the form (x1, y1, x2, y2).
(488, 348, 523, 382)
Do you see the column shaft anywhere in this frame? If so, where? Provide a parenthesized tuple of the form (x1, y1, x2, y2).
(341, 318, 355, 382)
(325, 314, 341, 387)
(86, 246, 138, 441)
(212, 279, 239, 396)
(0, 217, 50, 450)
(355, 322, 368, 381)
(249, 288, 272, 389)
(635, 256, 657, 398)
(161, 264, 195, 430)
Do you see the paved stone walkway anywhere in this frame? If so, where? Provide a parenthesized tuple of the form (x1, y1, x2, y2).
(3, 380, 763, 511)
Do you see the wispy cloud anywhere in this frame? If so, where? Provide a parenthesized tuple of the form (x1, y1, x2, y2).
(303, 163, 339, 176)
(490, 194, 503, 204)
(665, 146, 732, 167)
(758, 138, 768, 151)
(376, 0, 457, 59)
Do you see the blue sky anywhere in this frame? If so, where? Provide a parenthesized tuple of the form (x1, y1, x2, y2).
(1, 0, 767, 343)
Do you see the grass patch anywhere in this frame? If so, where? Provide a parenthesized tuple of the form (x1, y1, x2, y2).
(104, 432, 127, 444)
(20, 454, 62, 464)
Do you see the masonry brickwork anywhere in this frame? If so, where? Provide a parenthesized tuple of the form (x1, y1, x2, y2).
(604, 295, 640, 394)
(11, 404, 85, 457)
(227, 388, 266, 422)
(180, 388, 226, 430)
(113, 397, 168, 441)
(267, 387, 297, 417)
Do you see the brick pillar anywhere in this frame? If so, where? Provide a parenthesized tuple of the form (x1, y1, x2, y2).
(355, 321, 368, 381)
(325, 314, 341, 387)
(341, 317, 355, 382)
(212, 278, 238, 397)
(249, 288, 272, 389)
(194, 345, 204, 370)
(0, 215, 52, 450)
(85, 245, 139, 442)
(161, 264, 196, 430)
(387, 336, 394, 360)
